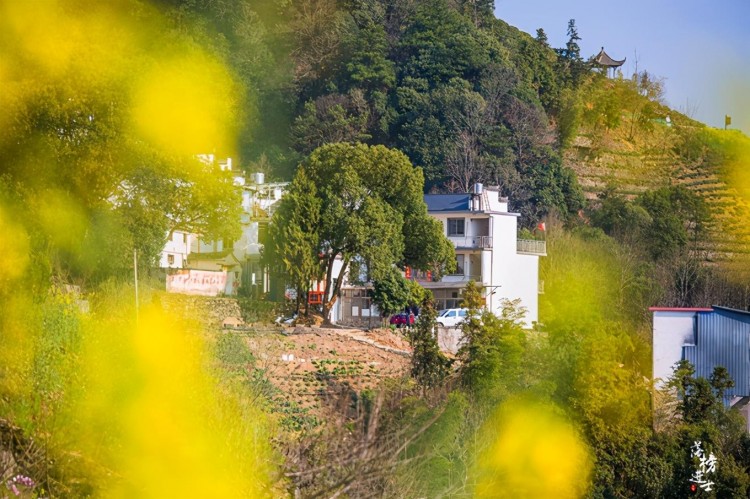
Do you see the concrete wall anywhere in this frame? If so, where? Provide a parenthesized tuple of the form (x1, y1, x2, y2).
(652, 311, 698, 388)
(437, 327, 465, 355)
(501, 253, 539, 327)
(486, 211, 539, 328)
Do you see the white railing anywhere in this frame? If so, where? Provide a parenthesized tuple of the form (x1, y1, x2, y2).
(517, 239, 547, 255)
(449, 236, 493, 249)
(444, 274, 482, 280)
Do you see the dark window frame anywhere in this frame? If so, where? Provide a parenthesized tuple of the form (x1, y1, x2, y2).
(447, 218, 465, 237)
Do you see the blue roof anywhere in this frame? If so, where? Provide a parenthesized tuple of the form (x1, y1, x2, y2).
(683, 306, 750, 401)
(424, 194, 471, 212)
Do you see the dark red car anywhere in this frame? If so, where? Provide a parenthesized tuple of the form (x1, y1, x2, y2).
(389, 313, 415, 327)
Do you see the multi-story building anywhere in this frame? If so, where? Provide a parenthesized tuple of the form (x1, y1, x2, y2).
(421, 184, 545, 328)
(335, 185, 545, 328)
(160, 155, 289, 297)
(159, 230, 194, 269)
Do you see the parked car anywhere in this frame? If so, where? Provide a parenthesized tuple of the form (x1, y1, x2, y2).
(389, 312, 415, 327)
(436, 308, 469, 328)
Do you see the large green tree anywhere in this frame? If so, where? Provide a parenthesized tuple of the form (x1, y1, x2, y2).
(265, 167, 320, 314)
(0, 0, 242, 280)
(270, 142, 454, 321)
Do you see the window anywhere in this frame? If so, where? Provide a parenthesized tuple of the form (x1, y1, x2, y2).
(167, 254, 174, 265)
(447, 218, 465, 236)
(454, 254, 465, 275)
(459, 310, 467, 317)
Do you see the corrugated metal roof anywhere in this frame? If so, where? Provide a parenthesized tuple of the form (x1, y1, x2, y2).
(650, 307, 713, 312)
(424, 194, 471, 212)
(683, 308, 750, 400)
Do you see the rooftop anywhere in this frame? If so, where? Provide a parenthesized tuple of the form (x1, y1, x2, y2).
(593, 47, 625, 68)
(424, 194, 471, 212)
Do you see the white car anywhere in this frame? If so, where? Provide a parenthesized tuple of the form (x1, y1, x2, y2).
(436, 308, 469, 328)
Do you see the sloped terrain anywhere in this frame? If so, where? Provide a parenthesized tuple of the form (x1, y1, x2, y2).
(566, 113, 750, 263)
(245, 327, 410, 430)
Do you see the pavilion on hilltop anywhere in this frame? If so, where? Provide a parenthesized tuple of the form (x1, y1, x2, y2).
(592, 47, 625, 77)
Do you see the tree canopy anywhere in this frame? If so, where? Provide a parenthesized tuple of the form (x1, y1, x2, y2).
(0, 0, 242, 281)
(268, 142, 455, 319)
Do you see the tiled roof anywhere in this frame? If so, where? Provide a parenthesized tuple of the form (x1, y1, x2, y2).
(593, 47, 625, 67)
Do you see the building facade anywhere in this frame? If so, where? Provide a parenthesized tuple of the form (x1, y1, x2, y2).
(159, 155, 289, 297)
(651, 306, 750, 430)
(333, 186, 545, 328)
(421, 185, 544, 328)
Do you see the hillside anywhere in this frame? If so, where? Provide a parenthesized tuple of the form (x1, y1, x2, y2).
(566, 74, 750, 266)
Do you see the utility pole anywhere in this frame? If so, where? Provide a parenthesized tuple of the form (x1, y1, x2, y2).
(133, 248, 139, 324)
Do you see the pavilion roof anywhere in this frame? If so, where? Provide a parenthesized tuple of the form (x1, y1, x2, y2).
(593, 47, 625, 67)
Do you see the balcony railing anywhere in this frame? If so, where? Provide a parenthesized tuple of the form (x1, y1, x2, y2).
(517, 239, 547, 256)
(443, 273, 481, 281)
(449, 235, 493, 249)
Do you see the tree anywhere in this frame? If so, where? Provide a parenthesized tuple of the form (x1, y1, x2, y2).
(589, 185, 652, 240)
(342, 22, 396, 93)
(372, 266, 412, 319)
(270, 143, 455, 322)
(454, 0, 495, 28)
(535, 28, 548, 46)
(396, 0, 494, 86)
(115, 158, 242, 263)
(458, 281, 526, 396)
(288, 0, 350, 88)
(408, 299, 450, 391)
(563, 19, 581, 61)
(555, 19, 588, 87)
(636, 186, 709, 260)
(291, 91, 372, 155)
(0, 0, 243, 278)
(266, 167, 320, 314)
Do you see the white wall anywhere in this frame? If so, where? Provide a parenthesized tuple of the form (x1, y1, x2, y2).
(500, 254, 539, 328)
(159, 230, 193, 268)
(486, 213, 539, 327)
(652, 311, 697, 388)
(426, 203, 539, 328)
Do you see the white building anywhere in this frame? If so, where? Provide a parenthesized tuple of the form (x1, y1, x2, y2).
(651, 307, 712, 388)
(159, 154, 290, 296)
(159, 230, 194, 269)
(422, 185, 545, 328)
(333, 185, 545, 328)
(651, 306, 750, 431)
(186, 170, 289, 296)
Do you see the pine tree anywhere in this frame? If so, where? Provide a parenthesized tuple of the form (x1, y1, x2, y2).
(564, 19, 581, 61)
(535, 28, 548, 46)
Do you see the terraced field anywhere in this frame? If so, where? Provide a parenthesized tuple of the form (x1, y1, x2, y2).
(245, 327, 410, 431)
(566, 126, 750, 263)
